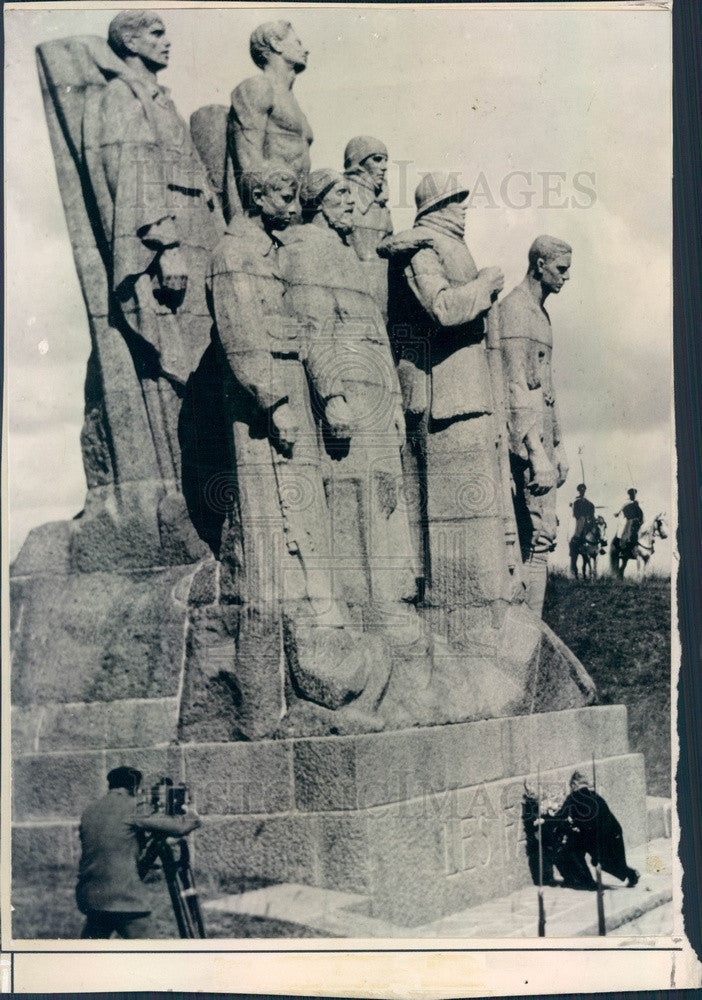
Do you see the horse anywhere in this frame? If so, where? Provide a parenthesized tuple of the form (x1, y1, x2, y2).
(610, 513, 668, 578)
(569, 515, 608, 580)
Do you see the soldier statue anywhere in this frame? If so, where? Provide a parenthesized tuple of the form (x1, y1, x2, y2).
(282, 169, 419, 642)
(499, 236, 572, 613)
(206, 162, 388, 737)
(385, 172, 514, 629)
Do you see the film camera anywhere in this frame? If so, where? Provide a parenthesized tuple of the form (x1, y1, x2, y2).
(150, 777, 189, 816)
(140, 776, 205, 939)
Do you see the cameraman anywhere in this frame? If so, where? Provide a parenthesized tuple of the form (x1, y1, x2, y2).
(76, 766, 201, 939)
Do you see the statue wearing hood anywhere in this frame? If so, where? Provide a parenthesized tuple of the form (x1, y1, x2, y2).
(36, 11, 223, 564)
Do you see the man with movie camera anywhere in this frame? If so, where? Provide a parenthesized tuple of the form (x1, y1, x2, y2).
(76, 765, 201, 939)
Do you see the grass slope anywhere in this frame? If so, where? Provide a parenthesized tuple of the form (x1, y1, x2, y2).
(543, 571, 671, 798)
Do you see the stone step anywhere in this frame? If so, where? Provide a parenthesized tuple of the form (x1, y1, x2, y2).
(647, 795, 672, 840)
(202, 838, 673, 938)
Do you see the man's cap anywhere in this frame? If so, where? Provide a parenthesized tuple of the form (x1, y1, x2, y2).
(627, 488, 637, 497)
(301, 168, 343, 216)
(569, 770, 589, 788)
(576, 483, 586, 492)
(344, 136, 388, 171)
(414, 172, 470, 219)
(107, 765, 143, 790)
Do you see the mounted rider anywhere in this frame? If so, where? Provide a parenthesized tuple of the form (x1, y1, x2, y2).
(570, 483, 596, 542)
(615, 488, 644, 549)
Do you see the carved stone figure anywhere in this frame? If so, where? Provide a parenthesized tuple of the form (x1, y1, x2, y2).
(387, 172, 515, 633)
(499, 236, 572, 613)
(36, 13, 223, 565)
(207, 164, 389, 737)
(281, 170, 419, 641)
(224, 21, 313, 220)
(342, 136, 393, 312)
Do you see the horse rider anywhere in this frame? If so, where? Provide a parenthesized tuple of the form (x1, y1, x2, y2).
(570, 483, 596, 542)
(614, 488, 644, 549)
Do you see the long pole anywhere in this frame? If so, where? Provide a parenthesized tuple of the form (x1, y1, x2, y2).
(592, 755, 606, 936)
(537, 763, 546, 937)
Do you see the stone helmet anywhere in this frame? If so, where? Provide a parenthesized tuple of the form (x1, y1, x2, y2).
(344, 136, 388, 171)
(414, 172, 470, 219)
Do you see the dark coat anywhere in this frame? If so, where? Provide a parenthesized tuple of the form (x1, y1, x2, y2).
(553, 786, 631, 882)
(76, 789, 199, 914)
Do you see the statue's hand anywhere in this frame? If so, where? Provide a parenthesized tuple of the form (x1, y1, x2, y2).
(325, 396, 353, 440)
(158, 248, 188, 309)
(529, 456, 558, 496)
(478, 265, 505, 296)
(554, 444, 569, 488)
(393, 405, 407, 447)
(271, 403, 298, 455)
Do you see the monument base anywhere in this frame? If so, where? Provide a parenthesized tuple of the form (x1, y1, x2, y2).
(13, 705, 646, 928)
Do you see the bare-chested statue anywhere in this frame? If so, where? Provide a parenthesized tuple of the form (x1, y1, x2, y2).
(224, 21, 313, 220)
(37, 11, 223, 563)
(207, 163, 389, 737)
(499, 236, 572, 613)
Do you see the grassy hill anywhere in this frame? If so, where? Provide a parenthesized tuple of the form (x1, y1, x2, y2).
(543, 571, 671, 797)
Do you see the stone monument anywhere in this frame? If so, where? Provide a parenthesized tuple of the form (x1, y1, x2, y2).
(191, 20, 313, 222)
(499, 236, 572, 613)
(12, 15, 648, 935)
(33, 12, 224, 569)
(206, 163, 390, 736)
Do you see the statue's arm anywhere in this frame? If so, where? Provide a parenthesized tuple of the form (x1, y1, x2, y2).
(500, 334, 542, 460)
(551, 394, 569, 486)
(208, 258, 288, 412)
(102, 80, 180, 246)
(228, 76, 275, 177)
(404, 248, 494, 329)
(500, 303, 558, 494)
(295, 287, 347, 403)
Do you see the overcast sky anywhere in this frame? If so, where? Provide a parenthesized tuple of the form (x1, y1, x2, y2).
(5, 3, 672, 569)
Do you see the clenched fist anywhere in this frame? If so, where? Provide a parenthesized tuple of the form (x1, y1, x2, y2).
(478, 265, 505, 296)
(325, 396, 353, 440)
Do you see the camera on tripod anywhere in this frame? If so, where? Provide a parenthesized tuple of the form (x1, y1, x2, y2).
(140, 776, 205, 939)
(150, 777, 189, 817)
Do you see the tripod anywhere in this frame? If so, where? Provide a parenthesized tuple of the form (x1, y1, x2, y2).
(141, 835, 206, 938)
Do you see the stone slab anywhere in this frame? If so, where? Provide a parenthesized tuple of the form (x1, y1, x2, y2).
(647, 796, 672, 840)
(201, 838, 672, 938)
(12, 698, 179, 753)
(11, 568, 190, 705)
(182, 741, 294, 815)
(293, 706, 630, 812)
(13, 751, 106, 822)
(360, 753, 647, 924)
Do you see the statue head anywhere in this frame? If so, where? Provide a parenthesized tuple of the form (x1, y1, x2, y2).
(302, 169, 355, 236)
(250, 20, 308, 73)
(414, 172, 470, 227)
(527, 235, 572, 296)
(108, 11, 170, 71)
(344, 136, 388, 193)
(240, 164, 299, 230)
